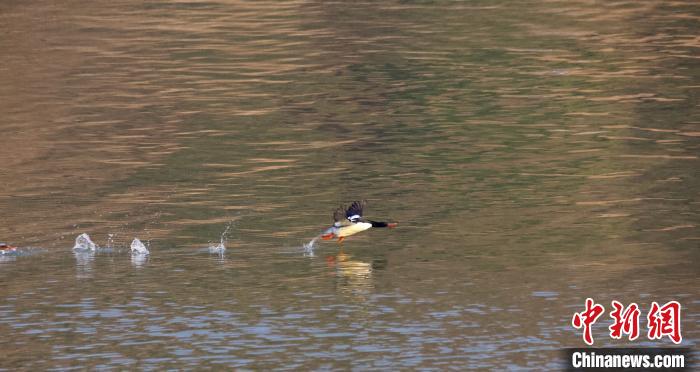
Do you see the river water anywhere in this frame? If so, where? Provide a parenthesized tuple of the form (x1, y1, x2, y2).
(0, 0, 698, 369)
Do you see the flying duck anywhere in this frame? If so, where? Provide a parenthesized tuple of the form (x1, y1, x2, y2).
(321, 200, 397, 243)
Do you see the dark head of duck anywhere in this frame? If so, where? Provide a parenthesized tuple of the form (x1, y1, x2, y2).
(368, 220, 398, 228)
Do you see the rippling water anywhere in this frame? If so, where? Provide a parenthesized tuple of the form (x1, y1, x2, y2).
(0, 0, 698, 369)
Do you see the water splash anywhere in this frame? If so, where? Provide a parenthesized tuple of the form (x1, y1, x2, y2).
(208, 222, 232, 255)
(73, 233, 98, 252)
(303, 237, 318, 257)
(130, 238, 149, 255)
(221, 222, 233, 243)
(208, 242, 226, 255)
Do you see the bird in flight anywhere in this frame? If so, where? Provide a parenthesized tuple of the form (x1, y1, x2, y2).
(320, 200, 397, 243)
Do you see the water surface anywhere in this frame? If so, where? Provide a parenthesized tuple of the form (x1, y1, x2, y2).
(0, 0, 698, 369)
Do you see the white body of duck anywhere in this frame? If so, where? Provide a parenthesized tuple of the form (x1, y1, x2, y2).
(326, 221, 373, 238)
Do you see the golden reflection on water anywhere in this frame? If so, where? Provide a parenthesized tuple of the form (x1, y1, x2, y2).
(327, 251, 374, 297)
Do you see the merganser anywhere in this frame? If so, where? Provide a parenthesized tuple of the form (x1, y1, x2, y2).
(0, 243, 17, 254)
(320, 200, 397, 243)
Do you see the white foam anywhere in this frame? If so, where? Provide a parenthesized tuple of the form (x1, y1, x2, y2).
(303, 237, 318, 257)
(130, 238, 149, 255)
(208, 222, 232, 255)
(208, 242, 225, 254)
(73, 233, 97, 252)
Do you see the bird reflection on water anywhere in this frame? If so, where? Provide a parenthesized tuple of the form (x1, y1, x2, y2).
(326, 251, 375, 298)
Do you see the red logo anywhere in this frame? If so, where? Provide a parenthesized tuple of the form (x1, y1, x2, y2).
(647, 301, 682, 344)
(572, 298, 605, 345)
(609, 301, 640, 341)
(572, 299, 682, 345)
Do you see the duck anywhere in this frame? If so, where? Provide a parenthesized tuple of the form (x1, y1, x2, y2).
(0, 242, 17, 254)
(321, 200, 397, 243)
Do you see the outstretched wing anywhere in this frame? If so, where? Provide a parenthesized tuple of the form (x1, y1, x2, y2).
(345, 200, 367, 222)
